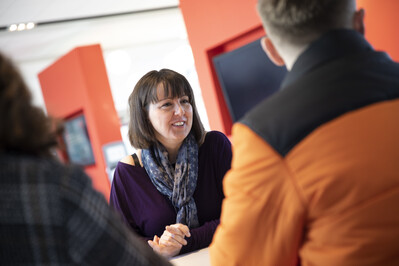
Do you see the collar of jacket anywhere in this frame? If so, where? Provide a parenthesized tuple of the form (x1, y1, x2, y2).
(281, 29, 373, 89)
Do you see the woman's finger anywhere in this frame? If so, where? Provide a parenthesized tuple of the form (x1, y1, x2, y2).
(167, 223, 191, 237)
(163, 228, 188, 245)
(161, 234, 187, 246)
(148, 240, 155, 249)
(160, 233, 185, 247)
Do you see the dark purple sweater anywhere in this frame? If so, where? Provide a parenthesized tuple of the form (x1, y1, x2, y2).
(110, 131, 232, 254)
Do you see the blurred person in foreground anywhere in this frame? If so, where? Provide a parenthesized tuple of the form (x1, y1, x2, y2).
(0, 52, 171, 266)
(109, 69, 232, 258)
(210, 0, 399, 265)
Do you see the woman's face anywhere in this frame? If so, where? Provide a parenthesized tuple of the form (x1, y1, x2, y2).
(148, 85, 193, 148)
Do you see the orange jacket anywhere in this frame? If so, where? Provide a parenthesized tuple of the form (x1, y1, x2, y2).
(210, 30, 399, 266)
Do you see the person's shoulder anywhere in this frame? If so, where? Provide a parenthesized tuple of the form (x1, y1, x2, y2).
(1, 153, 65, 178)
(201, 131, 231, 150)
(20, 154, 74, 177)
(119, 150, 142, 167)
(204, 130, 229, 142)
(14, 155, 93, 192)
(120, 155, 134, 165)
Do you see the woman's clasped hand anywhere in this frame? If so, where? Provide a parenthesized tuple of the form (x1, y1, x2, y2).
(148, 223, 191, 258)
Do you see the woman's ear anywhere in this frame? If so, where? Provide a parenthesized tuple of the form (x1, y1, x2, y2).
(260, 36, 285, 66)
(353, 8, 365, 35)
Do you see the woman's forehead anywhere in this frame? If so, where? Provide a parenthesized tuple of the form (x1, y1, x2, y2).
(155, 83, 187, 100)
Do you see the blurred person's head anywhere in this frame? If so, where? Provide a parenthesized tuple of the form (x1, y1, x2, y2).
(257, 0, 365, 69)
(0, 52, 57, 157)
(128, 69, 205, 149)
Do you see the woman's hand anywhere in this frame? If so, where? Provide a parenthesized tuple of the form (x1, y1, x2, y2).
(160, 223, 190, 246)
(148, 223, 191, 258)
(148, 235, 181, 258)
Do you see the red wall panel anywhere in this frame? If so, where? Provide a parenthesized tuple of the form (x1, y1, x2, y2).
(39, 44, 122, 201)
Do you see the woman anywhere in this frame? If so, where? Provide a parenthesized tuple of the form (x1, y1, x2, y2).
(0, 52, 170, 266)
(110, 69, 232, 258)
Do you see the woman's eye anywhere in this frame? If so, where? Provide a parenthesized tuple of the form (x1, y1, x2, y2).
(181, 98, 190, 104)
(161, 102, 172, 108)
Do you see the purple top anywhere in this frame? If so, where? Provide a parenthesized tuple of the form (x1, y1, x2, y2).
(110, 131, 232, 254)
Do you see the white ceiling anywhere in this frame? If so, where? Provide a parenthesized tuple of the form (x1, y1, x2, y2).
(0, 0, 178, 27)
(0, 0, 180, 63)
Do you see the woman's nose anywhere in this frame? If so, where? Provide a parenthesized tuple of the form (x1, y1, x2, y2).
(174, 103, 185, 115)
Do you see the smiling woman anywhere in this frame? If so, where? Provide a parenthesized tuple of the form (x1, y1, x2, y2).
(109, 69, 232, 259)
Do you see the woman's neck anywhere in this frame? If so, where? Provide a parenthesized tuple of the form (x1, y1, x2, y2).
(160, 141, 182, 164)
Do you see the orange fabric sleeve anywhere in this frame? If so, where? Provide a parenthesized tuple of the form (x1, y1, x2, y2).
(210, 123, 306, 266)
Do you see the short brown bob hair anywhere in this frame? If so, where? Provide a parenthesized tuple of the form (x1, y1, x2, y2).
(128, 69, 206, 149)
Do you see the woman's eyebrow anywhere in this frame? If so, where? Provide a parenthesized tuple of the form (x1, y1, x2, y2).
(157, 97, 173, 101)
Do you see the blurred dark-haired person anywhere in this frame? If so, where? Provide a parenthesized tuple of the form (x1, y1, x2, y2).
(0, 52, 171, 266)
(109, 69, 232, 258)
(210, 0, 399, 265)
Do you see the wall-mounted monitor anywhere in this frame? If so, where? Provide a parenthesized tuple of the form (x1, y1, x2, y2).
(63, 114, 95, 166)
(213, 37, 287, 122)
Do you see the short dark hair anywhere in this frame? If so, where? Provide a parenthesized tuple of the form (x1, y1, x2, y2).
(257, 0, 354, 44)
(0, 53, 58, 157)
(128, 69, 206, 149)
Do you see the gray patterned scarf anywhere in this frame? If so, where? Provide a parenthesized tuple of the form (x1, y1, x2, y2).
(141, 134, 199, 228)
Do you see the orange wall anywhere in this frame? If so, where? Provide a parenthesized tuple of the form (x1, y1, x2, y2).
(38, 44, 122, 200)
(181, 0, 399, 134)
(358, 0, 399, 61)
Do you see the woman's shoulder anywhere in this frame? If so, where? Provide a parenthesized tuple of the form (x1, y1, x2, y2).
(119, 150, 142, 167)
(200, 131, 231, 155)
(113, 151, 146, 185)
(204, 130, 230, 145)
(120, 155, 134, 165)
